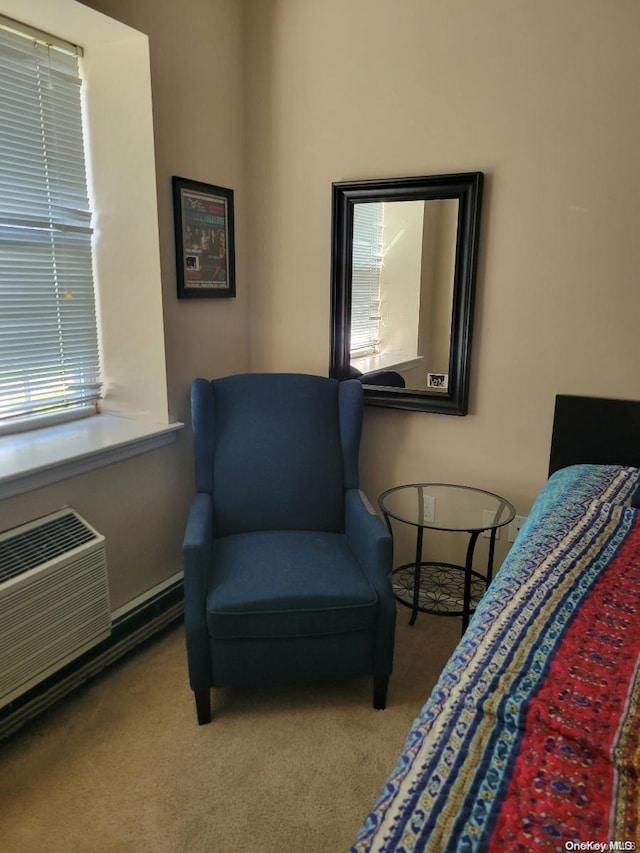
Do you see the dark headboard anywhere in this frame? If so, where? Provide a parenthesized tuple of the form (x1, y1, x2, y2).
(549, 394, 640, 475)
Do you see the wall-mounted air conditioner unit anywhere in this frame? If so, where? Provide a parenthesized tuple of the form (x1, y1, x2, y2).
(0, 509, 111, 709)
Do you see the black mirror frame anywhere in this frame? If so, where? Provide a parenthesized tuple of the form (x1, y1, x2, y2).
(329, 172, 484, 415)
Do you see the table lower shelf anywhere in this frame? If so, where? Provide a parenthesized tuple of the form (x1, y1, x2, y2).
(392, 562, 487, 617)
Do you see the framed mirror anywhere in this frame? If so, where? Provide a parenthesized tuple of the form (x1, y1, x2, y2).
(330, 172, 484, 415)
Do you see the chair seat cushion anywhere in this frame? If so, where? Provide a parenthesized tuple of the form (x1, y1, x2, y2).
(206, 530, 378, 639)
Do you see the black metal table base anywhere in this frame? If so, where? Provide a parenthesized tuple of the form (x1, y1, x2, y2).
(392, 562, 487, 626)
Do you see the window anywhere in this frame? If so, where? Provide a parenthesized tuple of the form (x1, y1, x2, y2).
(0, 17, 100, 435)
(0, 3, 179, 501)
(350, 202, 384, 358)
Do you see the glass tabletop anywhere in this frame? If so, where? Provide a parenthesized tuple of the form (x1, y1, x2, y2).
(379, 483, 516, 532)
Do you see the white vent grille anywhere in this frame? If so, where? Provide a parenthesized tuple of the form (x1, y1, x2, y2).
(0, 509, 111, 709)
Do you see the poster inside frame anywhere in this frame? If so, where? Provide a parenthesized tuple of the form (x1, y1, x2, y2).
(172, 176, 236, 299)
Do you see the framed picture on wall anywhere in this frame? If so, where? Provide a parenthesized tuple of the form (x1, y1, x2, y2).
(172, 176, 236, 299)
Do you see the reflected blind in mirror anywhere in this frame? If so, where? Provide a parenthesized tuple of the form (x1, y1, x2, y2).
(350, 203, 384, 357)
(0, 18, 100, 433)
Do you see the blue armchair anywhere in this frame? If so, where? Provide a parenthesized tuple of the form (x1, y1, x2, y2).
(183, 373, 396, 724)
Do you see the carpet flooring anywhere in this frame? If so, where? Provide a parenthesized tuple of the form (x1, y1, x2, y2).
(0, 607, 461, 853)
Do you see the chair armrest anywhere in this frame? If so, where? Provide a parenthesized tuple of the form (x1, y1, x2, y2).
(183, 492, 214, 587)
(345, 489, 392, 591)
(345, 489, 395, 676)
(183, 492, 214, 689)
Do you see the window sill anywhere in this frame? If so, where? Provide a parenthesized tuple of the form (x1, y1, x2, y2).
(352, 351, 424, 375)
(0, 414, 184, 500)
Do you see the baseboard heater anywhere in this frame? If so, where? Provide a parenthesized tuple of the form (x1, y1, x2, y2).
(0, 510, 184, 742)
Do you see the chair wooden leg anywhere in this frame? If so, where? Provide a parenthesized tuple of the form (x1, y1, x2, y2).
(373, 675, 389, 710)
(194, 688, 211, 725)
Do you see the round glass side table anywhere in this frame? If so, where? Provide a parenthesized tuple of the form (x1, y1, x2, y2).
(378, 483, 516, 632)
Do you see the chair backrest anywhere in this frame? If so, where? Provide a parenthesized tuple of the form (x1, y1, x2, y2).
(191, 373, 362, 535)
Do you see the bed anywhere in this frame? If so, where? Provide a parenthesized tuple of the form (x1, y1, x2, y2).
(350, 395, 640, 852)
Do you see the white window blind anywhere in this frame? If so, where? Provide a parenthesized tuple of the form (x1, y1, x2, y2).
(351, 202, 384, 357)
(0, 18, 100, 433)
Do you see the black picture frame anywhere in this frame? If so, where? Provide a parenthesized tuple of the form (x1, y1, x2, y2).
(172, 176, 236, 299)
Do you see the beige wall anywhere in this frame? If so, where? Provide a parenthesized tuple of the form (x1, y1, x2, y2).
(416, 199, 458, 385)
(81, 0, 250, 419)
(245, 0, 640, 564)
(379, 201, 423, 357)
(5, 0, 640, 602)
(427, 199, 458, 377)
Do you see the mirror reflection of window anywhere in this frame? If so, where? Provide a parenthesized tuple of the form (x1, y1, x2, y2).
(351, 203, 384, 358)
(350, 199, 458, 391)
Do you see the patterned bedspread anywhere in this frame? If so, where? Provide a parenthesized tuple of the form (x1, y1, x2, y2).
(351, 465, 640, 852)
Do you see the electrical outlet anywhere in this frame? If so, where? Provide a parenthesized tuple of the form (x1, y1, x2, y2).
(508, 515, 527, 543)
(481, 510, 499, 539)
(422, 494, 435, 523)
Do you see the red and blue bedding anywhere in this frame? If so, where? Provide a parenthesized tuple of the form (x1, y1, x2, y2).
(351, 465, 640, 852)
